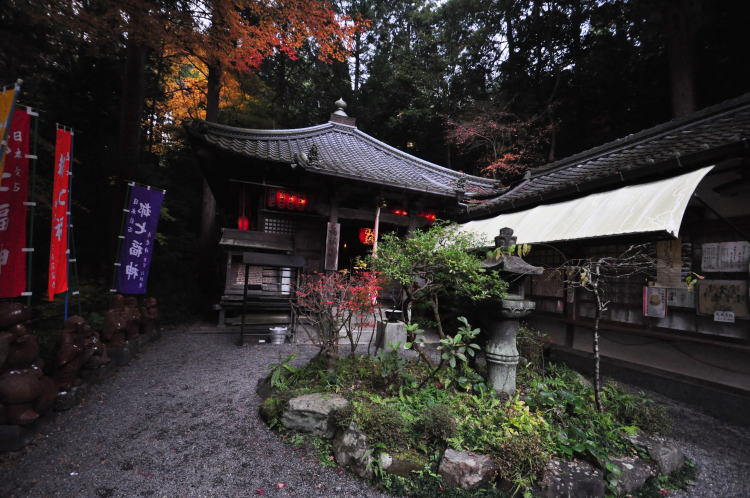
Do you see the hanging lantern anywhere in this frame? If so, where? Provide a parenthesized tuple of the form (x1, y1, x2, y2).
(391, 208, 408, 216)
(359, 228, 375, 245)
(419, 211, 437, 223)
(237, 215, 250, 231)
(267, 189, 308, 211)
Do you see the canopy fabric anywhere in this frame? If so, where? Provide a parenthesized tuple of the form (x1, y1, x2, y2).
(461, 165, 714, 245)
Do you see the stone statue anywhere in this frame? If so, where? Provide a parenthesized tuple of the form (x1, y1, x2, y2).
(124, 296, 141, 341)
(140, 297, 160, 341)
(102, 294, 127, 347)
(0, 303, 57, 426)
(54, 315, 111, 390)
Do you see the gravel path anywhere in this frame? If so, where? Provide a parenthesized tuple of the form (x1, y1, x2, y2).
(646, 390, 750, 498)
(1, 329, 748, 497)
(0, 330, 388, 498)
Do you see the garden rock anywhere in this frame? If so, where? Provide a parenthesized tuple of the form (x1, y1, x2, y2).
(535, 459, 606, 498)
(281, 393, 348, 438)
(333, 424, 372, 479)
(626, 432, 685, 474)
(610, 456, 655, 494)
(438, 448, 496, 490)
(379, 450, 427, 477)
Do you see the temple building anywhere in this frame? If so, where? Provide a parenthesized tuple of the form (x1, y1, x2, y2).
(186, 99, 499, 326)
(460, 93, 750, 424)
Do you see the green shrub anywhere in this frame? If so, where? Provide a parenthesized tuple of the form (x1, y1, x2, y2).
(331, 403, 354, 430)
(517, 323, 547, 371)
(493, 432, 549, 486)
(259, 397, 285, 426)
(602, 383, 672, 435)
(356, 401, 411, 449)
(421, 404, 456, 442)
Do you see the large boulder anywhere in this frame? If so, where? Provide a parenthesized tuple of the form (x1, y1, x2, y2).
(610, 456, 656, 494)
(333, 424, 373, 479)
(627, 432, 685, 474)
(281, 393, 349, 438)
(438, 448, 496, 490)
(535, 459, 606, 498)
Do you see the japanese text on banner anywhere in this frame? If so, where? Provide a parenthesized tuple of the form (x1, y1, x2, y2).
(0, 109, 30, 297)
(48, 128, 72, 301)
(116, 185, 164, 294)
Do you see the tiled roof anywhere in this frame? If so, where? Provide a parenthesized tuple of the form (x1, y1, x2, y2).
(468, 93, 750, 216)
(187, 120, 499, 198)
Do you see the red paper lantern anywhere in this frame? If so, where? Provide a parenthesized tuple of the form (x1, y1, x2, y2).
(359, 228, 375, 245)
(391, 208, 408, 216)
(268, 189, 308, 211)
(419, 211, 437, 223)
(237, 215, 250, 231)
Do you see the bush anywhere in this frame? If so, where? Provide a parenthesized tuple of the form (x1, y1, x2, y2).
(517, 323, 547, 371)
(602, 383, 672, 435)
(356, 401, 411, 449)
(421, 404, 456, 442)
(259, 397, 285, 426)
(493, 432, 549, 486)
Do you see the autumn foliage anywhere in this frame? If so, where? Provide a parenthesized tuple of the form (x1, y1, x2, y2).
(446, 108, 551, 185)
(294, 270, 382, 361)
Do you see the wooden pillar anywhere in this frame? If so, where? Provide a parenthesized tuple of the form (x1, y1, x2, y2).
(324, 195, 340, 271)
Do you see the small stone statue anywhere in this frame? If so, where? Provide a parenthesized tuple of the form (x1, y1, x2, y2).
(0, 303, 58, 426)
(54, 315, 111, 390)
(102, 294, 128, 347)
(140, 297, 160, 341)
(124, 296, 141, 342)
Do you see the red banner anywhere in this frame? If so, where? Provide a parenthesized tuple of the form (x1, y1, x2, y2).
(0, 109, 30, 298)
(48, 128, 72, 301)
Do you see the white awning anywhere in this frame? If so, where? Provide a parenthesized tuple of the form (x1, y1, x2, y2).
(462, 165, 714, 245)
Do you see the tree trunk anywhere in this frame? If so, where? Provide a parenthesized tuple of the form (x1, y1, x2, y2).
(592, 308, 603, 412)
(431, 292, 445, 338)
(197, 64, 222, 296)
(593, 289, 604, 413)
(665, 0, 696, 117)
(111, 37, 148, 261)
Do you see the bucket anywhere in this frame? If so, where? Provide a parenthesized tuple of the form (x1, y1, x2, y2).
(269, 326, 288, 345)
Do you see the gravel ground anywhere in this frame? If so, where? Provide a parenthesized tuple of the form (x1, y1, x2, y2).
(1, 328, 748, 497)
(645, 389, 750, 498)
(0, 329, 388, 498)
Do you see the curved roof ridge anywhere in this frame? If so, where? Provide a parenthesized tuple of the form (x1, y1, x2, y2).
(342, 123, 494, 186)
(530, 92, 750, 178)
(200, 120, 334, 137)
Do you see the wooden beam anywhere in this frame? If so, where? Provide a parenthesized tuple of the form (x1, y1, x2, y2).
(337, 207, 417, 227)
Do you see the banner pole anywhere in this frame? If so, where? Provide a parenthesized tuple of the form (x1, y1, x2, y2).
(63, 131, 75, 320)
(110, 181, 133, 294)
(24, 106, 39, 306)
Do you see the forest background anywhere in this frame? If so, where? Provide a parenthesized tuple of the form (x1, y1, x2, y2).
(1, 0, 748, 323)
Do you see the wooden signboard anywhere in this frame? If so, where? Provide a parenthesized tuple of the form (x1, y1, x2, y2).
(701, 241, 750, 272)
(656, 239, 684, 288)
(666, 288, 696, 308)
(697, 280, 749, 318)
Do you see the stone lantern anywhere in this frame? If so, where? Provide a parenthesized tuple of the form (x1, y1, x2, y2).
(481, 227, 543, 396)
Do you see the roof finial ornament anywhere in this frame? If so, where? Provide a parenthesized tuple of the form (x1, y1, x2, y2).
(333, 97, 348, 117)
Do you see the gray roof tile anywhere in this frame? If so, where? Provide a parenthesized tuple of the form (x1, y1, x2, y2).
(468, 93, 750, 216)
(187, 120, 499, 198)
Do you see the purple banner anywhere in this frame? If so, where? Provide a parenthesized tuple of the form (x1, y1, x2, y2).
(116, 184, 165, 294)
